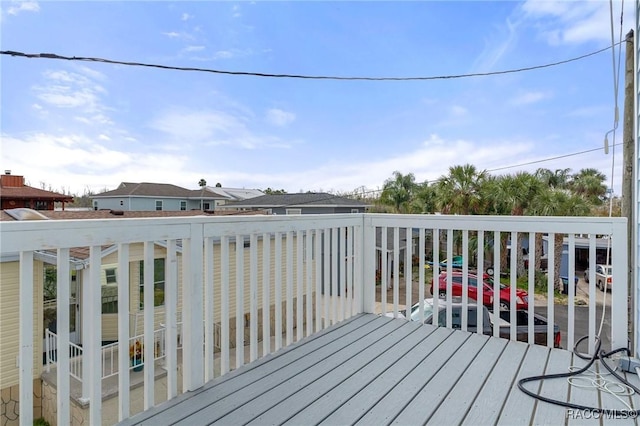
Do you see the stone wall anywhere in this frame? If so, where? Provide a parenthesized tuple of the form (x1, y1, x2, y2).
(0, 380, 42, 426)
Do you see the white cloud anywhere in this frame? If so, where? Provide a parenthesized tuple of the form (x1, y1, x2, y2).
(7, 1, 39, 15)
(522, 0, 633, 45)
(33, 69, 112, 125)
(510, 91, 551, 106)
(232, 5, 241, 18)
(450, 105, 467, 117)
(150, 109, 292, 149)
(98, 134, 111, 141)
(163, 31, 181, 38)
(472, 16, 521, 72)
(181, 12, 193, 21)
(162, 30, 194, 40)
(1, 132, 190, 194)
(184, 45, 205, 52)
(266, 108, 296, 127)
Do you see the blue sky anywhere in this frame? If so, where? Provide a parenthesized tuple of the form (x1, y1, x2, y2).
(0, 1, 633, 196)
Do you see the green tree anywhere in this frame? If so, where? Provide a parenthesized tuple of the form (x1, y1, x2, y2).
(198, 179, 207, 188)
(569, 168, 607, 205)
(529, 190, 591, 291)
(264, 187, 287, 195)
(380, 171, 417, 213)
(435, 164, 487, 215)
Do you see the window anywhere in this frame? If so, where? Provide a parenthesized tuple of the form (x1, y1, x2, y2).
(139, 258, 165, 309)
(155, 200, 163, 211)
(180, 201, 187, 211)
(120, 200, 124, 206)
(203, 202, 210, 210)
(102, 265, 118, 314)
(286, 208, 302, 215)
(34, 201, 47, 210)
(351, 209, 359, 213)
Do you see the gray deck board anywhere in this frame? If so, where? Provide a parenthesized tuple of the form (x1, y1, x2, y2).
(530, 348, 572, 425)
(120, 313, 640, 426)
(462, 342, 529, 425)
(391, 334, 495, 425)
(256, 321, 436, 425)
(315, 326, 455, 426)
(176, 316, 406, 424)
(567, 355, 603, 425)
(353, 330, 473, 425)
(498, 343, 550, 425)
(218, 319, 424, 425)
(424, 336, 509, 425)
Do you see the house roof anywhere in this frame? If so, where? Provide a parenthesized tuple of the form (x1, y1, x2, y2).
(206, 187, 264, 201)
(92, 182, 226, 200)
(0, 184, 73, 202)
(222, 193, 370, 209)
(0, 209, 257, 221)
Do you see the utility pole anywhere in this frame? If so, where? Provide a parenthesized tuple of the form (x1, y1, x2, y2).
(623, 29, 635, 347)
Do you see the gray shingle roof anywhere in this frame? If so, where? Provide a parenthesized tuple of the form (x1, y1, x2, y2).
(92, 182, 226, 200)
(224, 193, 370, 208)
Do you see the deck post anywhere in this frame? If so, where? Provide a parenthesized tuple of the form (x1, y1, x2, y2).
(182, 223, 205, 391)
(18, 251, 34, 425)
(362, 214, 376, 313)
(611, 219, 629, 351)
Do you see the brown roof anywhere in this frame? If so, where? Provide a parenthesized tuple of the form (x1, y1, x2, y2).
(0, 209, 266, 221)
(0, 185, 73, 202)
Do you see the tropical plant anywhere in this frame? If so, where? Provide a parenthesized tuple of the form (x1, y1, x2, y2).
(380, 171, 417, 213)
(198, 179, 207, 188)
(435, 164, 487, 215)
(569, 168, 607, 205)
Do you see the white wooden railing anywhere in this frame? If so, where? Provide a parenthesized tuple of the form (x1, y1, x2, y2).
(0, 213, 629, 425)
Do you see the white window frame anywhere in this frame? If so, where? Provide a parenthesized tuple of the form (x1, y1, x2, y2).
(286, 208, 302, 215)
(155, 200, 163, 211)
(180, 200, 187, 211)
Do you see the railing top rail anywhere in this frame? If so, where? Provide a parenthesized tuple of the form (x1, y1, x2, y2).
(0, 212, 627, 253)
(366, 213, 626, 234)
(0, 213, 363, 253)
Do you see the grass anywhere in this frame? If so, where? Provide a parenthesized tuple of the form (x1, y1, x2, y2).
(34, 418, 51, 426)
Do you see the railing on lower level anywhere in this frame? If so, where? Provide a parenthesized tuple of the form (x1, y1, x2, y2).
(1, 213, 629, 425)
(45, 323, 184, 382)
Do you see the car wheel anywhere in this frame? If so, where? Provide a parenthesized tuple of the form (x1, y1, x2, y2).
(499, 300, 509, 311)
(584, 273, 589, 283)
(438, 290, 446, 299)
(598, 280, 604, 292)
(486, 267, 494, 276)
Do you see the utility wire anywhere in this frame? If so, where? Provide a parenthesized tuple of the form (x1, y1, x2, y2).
(0, 43, 617, 81)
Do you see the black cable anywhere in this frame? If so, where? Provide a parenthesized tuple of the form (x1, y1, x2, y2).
(517, 335, 640, 416)
(0, 43, 616, 81)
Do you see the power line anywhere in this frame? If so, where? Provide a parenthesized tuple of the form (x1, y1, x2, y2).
(0, 44, 616, 81)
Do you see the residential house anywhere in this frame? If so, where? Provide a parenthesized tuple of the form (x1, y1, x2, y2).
(91, 182, 227, 212)
(220, 192, 370, 215)
(0, 171, 73, 210)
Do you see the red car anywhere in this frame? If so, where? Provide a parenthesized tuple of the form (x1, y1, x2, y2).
(429, 271, 529, 311)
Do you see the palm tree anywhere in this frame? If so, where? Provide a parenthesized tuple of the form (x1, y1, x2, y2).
(380, 171, 417, 213)
(409, 182, 437, 213)
(198, 179, 207, 188)
(569, 168, 607, 205)
(435, 164, 487, 215)
(528, 190, 591, 291)
(535, 168, 572, 190)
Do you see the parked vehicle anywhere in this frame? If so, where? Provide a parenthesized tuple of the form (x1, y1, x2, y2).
(429, 271, 529, 311)
(397, 298, 560, 348)
(426, 256, 495, 276)
(583, 264, 612, 292)
(402, 298, 493, 335)
(496, 309, 561, 348)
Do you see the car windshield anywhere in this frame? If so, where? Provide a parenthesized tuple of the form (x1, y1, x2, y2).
(409, 300, 434, 322)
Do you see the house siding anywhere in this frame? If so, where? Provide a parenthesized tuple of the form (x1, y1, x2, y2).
(94, 198, 208, 212)
(0, 260, 43, 389)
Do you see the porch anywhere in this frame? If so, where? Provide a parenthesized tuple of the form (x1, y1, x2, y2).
(0, 213, 631, 425)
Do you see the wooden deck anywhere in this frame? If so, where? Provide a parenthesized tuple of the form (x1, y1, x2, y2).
(120, 314, 640, 425)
